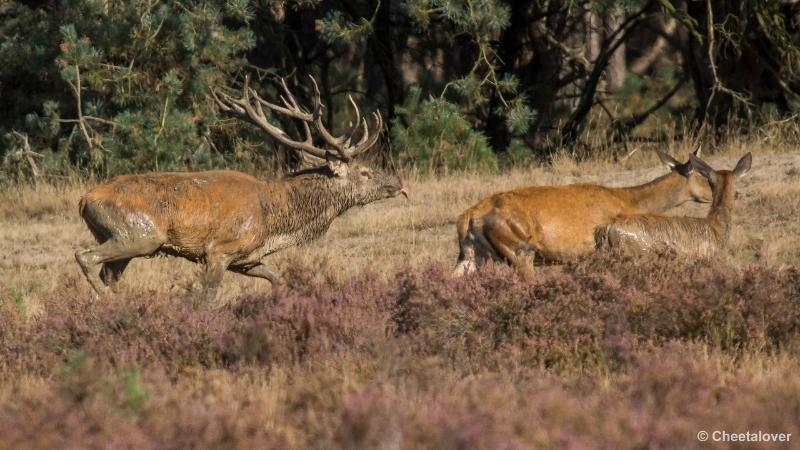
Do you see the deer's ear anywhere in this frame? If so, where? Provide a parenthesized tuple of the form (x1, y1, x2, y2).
(656, 150, 679, 169)
(733, 152, 752, 178)
(689, 154, 715, 182)
(326, 159, 349, 177)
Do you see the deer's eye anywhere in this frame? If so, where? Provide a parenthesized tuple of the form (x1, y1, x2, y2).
(360, 170, 371, 179)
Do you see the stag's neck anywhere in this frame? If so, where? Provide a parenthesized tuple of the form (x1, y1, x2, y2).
(620, 172, 687, 213)
(260, 176, 358, 241)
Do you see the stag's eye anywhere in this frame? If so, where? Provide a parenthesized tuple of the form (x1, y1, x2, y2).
(360, 170, 371, 179)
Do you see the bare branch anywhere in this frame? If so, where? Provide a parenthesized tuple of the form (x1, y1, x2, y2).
(9, 131, 43, 178)
(700, 0, 752, 134)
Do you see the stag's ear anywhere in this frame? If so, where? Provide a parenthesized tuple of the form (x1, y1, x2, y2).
(656, 149, 680, 169)
(733, 152, 752, 178)
(326, 159, 349, 177)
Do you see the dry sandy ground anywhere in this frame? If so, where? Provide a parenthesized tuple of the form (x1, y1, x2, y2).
(2, 147, 799, 307)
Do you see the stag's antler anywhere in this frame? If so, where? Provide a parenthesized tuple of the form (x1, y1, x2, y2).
(212, 75, 382, 163)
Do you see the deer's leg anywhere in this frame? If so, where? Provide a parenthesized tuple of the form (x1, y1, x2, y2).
(454, 213, 477, 276)
(453, 219, 499, 276)
(453, 240, 478, 276)
(75, 238, 163, 295)
(99, 259, 131, 293)
(488, 236, 534, 279)
(202, 254, 235, 306)
(231, 263, 282, 286)
(484, 216, 535, 279)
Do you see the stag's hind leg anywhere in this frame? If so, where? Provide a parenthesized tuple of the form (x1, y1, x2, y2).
(99, 259, 131, 293)
(75, 238, 163, 295)
(231, 262, 282, 286)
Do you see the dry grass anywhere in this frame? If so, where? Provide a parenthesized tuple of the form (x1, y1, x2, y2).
(2, 143, 798, 301)
(1, 140, 799, 448)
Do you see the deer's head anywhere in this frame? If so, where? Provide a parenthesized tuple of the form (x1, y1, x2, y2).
(689, 152, 752, 197)
(213, 75, 407, 205)
(656, 147, 713, 203)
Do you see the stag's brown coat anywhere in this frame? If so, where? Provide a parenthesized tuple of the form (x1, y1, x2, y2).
(453, 150, 712, 276)
(75, 76, 406, 300)
(595, 153, 752, 256)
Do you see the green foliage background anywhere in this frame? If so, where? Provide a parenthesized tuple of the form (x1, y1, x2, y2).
(1, 0, 799, 179)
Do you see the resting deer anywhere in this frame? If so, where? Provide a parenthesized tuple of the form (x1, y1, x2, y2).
(595, 152, 751, 257)
(75, 75, 407, 300)
(453, 149, 712, 277)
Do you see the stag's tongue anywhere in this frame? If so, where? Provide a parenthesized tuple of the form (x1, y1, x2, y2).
(398, 187, 409, 199)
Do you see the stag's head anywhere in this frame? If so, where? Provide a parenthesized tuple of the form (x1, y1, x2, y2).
(656, 147, 713, 203)
(322, 158, 407, 205)
(213, 75, 407, 205)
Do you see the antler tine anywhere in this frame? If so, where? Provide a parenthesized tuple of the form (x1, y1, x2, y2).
(307, 75, 353, 160)
(270, 88, 313, 145)
(344, 94, 361, 142)
(347, 111, 383, 158)
(210, 87, 233, 112)
(215, 74, 328, 160)
(211, 75, 258, 121)
(278, 95, 293, 111)
(278, 77, 304, 110)
(339, 117, 367, 160)
(250, 90, 309, 121)
(354, 118, 369, 148)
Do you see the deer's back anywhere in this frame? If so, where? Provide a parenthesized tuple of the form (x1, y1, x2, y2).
(79, 170, 271, 258)
(598, 215, 722, 257)
(459, 183, 638, 260)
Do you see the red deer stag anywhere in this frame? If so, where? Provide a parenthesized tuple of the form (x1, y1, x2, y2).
(595, 153, 751, 256)
(75, 75, 407, 299)
(453, 149, 712, 277)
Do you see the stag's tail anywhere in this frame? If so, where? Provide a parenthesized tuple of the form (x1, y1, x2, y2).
(78, 195, 88, 221)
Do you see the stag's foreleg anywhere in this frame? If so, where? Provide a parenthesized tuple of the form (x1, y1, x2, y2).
(75, 238, 163, 295)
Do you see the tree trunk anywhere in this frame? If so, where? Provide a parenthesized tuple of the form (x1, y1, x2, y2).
(604, 6, 627, 94)
(365, 0, 403, 122)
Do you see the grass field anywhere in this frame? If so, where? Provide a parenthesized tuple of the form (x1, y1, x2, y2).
(1, 141, 800, 448)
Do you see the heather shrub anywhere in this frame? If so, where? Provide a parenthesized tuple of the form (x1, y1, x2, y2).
(1, 253, 799, 447)
(3, 253, 800, 377)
